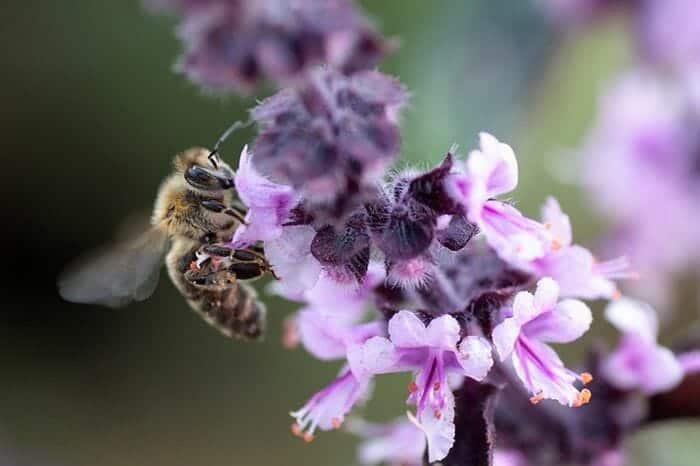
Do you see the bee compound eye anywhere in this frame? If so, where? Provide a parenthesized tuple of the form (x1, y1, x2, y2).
(185, 165, 219, 190)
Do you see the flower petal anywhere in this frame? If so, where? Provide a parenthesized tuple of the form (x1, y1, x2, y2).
(511, 337, 581, 406)
(523, 299, 592, 344)
(457, 336, 494, 380)
(265, 225, 322, 299)
(388, 310, 428, 348)
(533, 277, 559, 313)
(492, 318, 521, 361)
(426, 315, 461, 350)
(511, 290, 538, 324)
(468, 132, 519, 198)
(347, 337, 400, 379)
(297, 310, 349, 360)
(541, 197, 572, 248)
(603, 334, 684, 395)
(352, 418, 427, 466)
(605, 297, 658, 342)
(408, 388, 456, 462)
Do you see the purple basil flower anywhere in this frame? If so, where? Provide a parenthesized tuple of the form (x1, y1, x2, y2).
(526, 197, 633, 300)
(602, 297, 684, 395)
(294, 263, 386, 358)
(580, 71, 700, 306)
(493, 277, 593, 407)
(231, 146, 299, 247)
(264, 224, 322, 298)
(638, 0, 700, 70)
(446, 133, 554, 265)
(251, 67, 407, 211)
(348, 311, 494, 461)
(348, 418, 427, 466)
(153, 0, 392, 93)
(290, 367, 373, 442)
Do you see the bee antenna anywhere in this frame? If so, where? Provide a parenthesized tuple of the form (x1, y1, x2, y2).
(209, 119, 254, 168)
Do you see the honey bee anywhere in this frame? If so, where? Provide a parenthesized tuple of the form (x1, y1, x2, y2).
(58, 146, 273, 340)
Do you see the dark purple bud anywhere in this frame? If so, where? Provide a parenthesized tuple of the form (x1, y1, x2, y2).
(310, 214, 370, 281)
(408, 152, 463, 215)
(371, 203, 434, 260)
(436, 215, 478, 251)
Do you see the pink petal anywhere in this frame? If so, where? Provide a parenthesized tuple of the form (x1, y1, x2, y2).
(492, 318, 521, 361)
(603, 334, 684, 395)
(468, 132, 519, 198)
(604, 298, 658, 343)
(511, 337, 581, 406)
(425, 315, 461, 350)
(540, 197, 572, 248)
(408, 388, 456, 462)
(388, 310, 429, 348)
(265, 225, 322, 299)
(347, 337, 400, 379)
(533, 277, 560, 313)
(297, 310, 349, 360)
(352, 418, 426, 466)
(678, 351, 700, 375)
(456, 336, 494, 380)
(511, 290, 539, 324)
(523, 299, 592, 344)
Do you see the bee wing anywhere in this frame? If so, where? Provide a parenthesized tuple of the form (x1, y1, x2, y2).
(58, 228, 169, 308)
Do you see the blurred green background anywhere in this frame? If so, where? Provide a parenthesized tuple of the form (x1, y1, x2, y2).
(1, 1, 698, 465)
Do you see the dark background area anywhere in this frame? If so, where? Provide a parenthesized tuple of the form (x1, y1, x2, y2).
(1, 1, 698, 465)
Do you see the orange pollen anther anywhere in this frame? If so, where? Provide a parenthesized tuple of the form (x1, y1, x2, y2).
(303, 433, 314, 443)
(573, 389, 592, 407)
(331, 418, 342, 429)
(529, 393, 545, 405)
(551, 239, 562, 251)
(433, 382, 441, 391)
(545, 222, 553, 230)
(291, 423, 303, 437)
(612, 289, 622, 300)
(434, 410, 442, 420)
(580, 372, 594, 385)
(408, 381, 418, 393)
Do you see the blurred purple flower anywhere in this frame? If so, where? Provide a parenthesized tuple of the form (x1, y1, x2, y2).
(638, 0, 700, 70)
(251, 67, 407, 211)
(348, 417, 427, 466)
(151, 0, 392, 93)
(581, 71, 700, 306)
(526, 197, 633, 300)
(602, 297, 684, 395)
(493, 277, 593, 406)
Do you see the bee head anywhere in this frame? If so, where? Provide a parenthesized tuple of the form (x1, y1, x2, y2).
(175, 148, 235, 191)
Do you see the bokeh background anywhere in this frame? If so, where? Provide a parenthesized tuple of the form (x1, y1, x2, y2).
(1, 1, 698, 465)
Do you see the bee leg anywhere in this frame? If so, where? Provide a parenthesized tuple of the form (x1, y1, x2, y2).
(231, 248, 279, 280)
(201, 244, 233, 257)
(223, 207, 247, 224)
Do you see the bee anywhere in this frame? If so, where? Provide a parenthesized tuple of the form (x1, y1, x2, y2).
(58, 146, 274, 340)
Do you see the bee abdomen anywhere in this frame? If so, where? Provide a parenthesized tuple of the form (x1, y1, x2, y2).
(193, 282, 266, 340)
